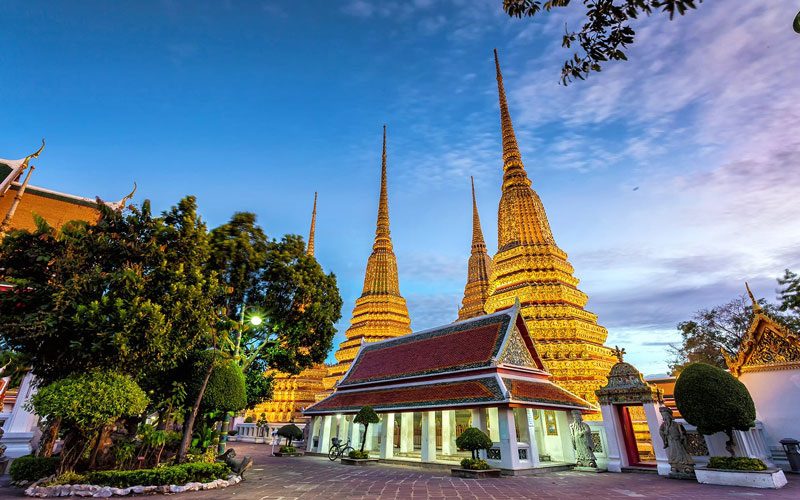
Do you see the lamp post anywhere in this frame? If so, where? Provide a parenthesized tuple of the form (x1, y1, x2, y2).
(219, 306, 264, 454)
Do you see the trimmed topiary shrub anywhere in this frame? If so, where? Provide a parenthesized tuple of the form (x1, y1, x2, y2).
(354, 406, 379, 452)
(279, 445, 297, 454)
(456, 427, 493, 460)
(674, 363, 756, 456)
(460, 458, 490, 470)
(85, 462, 230, 487)
(277, 424, 303, 447)
(707, 456, 768, 471)
(9, 455, 59, 483)
(201, 359, 248, 413)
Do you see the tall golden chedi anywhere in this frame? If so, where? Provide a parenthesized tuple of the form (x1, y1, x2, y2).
(252, 193, 329, 425)
(321, 126, 412, 392)
(483, 50, 616, 404)
(457, 177, 492, 320)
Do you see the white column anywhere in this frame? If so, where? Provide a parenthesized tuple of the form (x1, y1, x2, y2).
(496, 407, 520, 469)
(421, 411, 436, 463)
(1, 372, 40, 458)
(487, 407, 500, 442)
(471, 408, 486, 432)
(306, 418, 317, 452)
(525, 409, 541, 467)
(441, 410, 455, 456)
(643, 402, 670, 476)
(558, 411, 576, 463)
(600, 405, 624, 472)
(350, 416, 362, 450)
(319, 416, 333, 453)
(400, 413, 414, 453)
(380, 413, 395, 459)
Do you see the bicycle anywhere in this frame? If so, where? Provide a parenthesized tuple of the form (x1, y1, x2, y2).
(328, 437, 353, 461)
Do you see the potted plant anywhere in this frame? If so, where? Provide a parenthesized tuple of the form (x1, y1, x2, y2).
(675, 363, 786, 489)
(273, 424, 304, 456)
(341, 406, 380, 465)
(451, 427, 501, 478)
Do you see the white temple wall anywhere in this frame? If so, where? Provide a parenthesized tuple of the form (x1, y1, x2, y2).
(739, 369, 800, 455)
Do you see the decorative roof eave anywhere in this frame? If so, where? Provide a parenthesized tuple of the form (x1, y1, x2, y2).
(725, 310, 800, 377)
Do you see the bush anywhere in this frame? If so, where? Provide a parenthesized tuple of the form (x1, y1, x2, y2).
(43, 471, 88, 486)
(354, 406, 379, 452)
(707, 456, 768, 471)
(185, 448, 217, 464)
(348, 450, 370, 459)
(9, 455, 59, 483)
(29, 371, 148, 432)
(456, 427, 493, 459)
(279, 445, 297, 454)
(460, 458, 490, 470)
(201, 359, 248, 413)
(277, 424, 303, 446)
(85, 462, 230, 488)
(675, 363, 756, 456)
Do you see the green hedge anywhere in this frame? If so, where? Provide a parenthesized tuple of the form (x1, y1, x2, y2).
(460, 458, 490, 470)
(707, 456, 768, 471)
(9, 455, 59, 482)
(348, 450, 369, 459)
(86, 462, 230, 488)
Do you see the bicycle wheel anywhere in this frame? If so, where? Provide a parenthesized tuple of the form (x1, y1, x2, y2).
(342, 445, 354, 457)
(328, 446, 340, 461)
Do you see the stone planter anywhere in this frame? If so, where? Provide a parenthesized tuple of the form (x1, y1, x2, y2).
(695, 466, 787, 489)
(273, 451, 304, 457)
(25, 474, 242, 497)
(341, 458, 379, 466)
(451, 468, 502, 479)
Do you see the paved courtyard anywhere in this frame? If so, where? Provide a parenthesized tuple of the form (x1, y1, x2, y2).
(1, 443, 797, 499)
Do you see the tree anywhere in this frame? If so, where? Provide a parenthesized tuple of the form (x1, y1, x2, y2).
(277, 424, 303, 447)
(353, 406, 380, 453)
(777, 269, 800, 331)
(669, 295, 774, 374)
(674, 363, 755, 456)
(456, 427, 494, 459)
(244, 363, 273, 410)
(502, 0, 702, 84)
(29, 371, 148, 471)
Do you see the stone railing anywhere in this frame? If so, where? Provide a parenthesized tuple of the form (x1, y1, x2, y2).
(234, 423, 266, 444)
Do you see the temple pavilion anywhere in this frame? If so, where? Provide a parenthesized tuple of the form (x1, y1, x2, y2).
(304, 301, 595, 472)
(320, 126, 412, 397)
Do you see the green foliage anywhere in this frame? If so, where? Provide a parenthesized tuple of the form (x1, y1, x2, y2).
(30, 371, 148, 433)
(456, 428, 494, 459)
(675, 363, 755, 455)
(460, 458, 490, 470)
(0, 350, 28, 388)
(244, 415, 254, 423)
(354, 406, 379, 426)
(85, 462, 230, 487)
(280, 445, 297, 454)
(503, 0, 703, 84)
(244, 366, 273, 410)
(707, 456, 768, 471)
(8, 455, 59, 483)
(778, 269, 800, 331)
(277, 424, 303, 446)
(185, 448, 217, 464)
(201, 359, 247, 413)
(43, 471, 88, 486)
(348, 450, 370, 459)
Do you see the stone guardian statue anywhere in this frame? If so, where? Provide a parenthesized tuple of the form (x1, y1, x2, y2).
(570, 410, 597, 468)
(659, 406, 695, 478)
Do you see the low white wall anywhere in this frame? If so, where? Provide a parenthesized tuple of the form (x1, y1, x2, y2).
(740, 368, 800, 451)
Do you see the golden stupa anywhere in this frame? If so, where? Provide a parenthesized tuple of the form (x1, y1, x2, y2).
(483, 50, 616, 404)
(321, 126, 412, 394)
(457, 176, 492, 321)
(250, 193, 328, 424)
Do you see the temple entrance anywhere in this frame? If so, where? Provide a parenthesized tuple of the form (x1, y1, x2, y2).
(617, 404, 656, 467)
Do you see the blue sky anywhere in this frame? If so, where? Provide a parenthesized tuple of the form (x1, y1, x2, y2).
(2, 1, 799, 375)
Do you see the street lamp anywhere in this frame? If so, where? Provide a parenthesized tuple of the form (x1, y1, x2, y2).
(235, 306, 264, 358)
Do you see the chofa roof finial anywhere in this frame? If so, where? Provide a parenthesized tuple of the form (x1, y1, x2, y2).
(745, 282, 762, 312)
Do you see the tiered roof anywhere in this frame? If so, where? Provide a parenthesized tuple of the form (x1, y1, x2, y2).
(305, 303, 593, 415)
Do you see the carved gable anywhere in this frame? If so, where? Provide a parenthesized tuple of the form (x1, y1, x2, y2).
(727, 312, 800, 376)
(499, 326, 537, 368)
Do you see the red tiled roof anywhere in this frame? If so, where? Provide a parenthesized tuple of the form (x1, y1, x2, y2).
(341, 314, 509, 386)
(305, 377, 504, 413)
(504, 378, 594, 410)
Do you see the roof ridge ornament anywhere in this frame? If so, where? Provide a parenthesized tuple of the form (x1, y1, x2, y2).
(24, 139, 46, 167)
(612, 345, 626, 363)
(745, 282, 763, 312)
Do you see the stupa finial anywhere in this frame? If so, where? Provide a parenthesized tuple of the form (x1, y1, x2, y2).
(494, 49, 523, 172)
(374, 125, 391, 249)
(307, 191, 318, 257)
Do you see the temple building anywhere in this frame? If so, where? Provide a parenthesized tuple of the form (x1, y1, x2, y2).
(482, 51, 616, 404)
(305, 302, 595, 472)
(250, 193, 329, 425)
(320, 126, 412, 395)
(0, 142, 125, 237)
(457, 177, 492, 321)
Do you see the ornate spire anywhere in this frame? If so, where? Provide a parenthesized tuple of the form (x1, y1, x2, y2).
(458, 177, 492, 320)
(375, 125, 391, 250)
(745, 282, 763, 312)
(494, 49, 523, 174)
(321, 125, 411, 393)
(307, 191, 317, 257)
(0, 165, 35, 235)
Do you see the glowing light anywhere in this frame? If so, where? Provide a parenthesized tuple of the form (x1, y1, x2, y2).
(249, 315, 263, 326)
